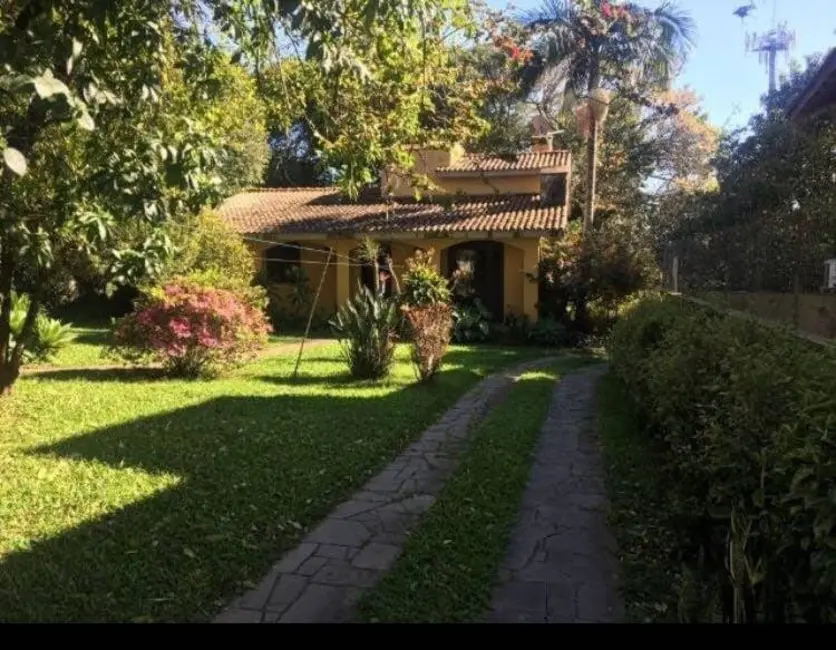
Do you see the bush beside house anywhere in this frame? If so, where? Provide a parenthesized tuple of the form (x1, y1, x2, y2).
(114, 280, 270, 378)
(113, 208, 271, 379)
(400, 249, 453, 382)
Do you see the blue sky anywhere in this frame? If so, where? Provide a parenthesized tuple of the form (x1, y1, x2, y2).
(490, 0, 835, 129)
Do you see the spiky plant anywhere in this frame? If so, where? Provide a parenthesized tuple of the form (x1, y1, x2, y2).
(330, 283, 400, 380)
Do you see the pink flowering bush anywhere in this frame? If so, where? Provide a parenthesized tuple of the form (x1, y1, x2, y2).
(114, 280, 271, 378)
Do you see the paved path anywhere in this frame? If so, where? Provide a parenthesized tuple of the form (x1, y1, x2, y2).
(214, 357, 555, 623)
(488, 364, 624, 624)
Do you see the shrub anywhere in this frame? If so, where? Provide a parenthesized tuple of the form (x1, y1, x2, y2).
(539, 219, 659, 335)
(330, 283, 399, 380)
(113, 280, 271, 378)
(403, 304, 453, 382)
(526, 316, 572, 347)
(400, 251, 453, 382)
(400, 249, 451, 308)
(492, 313, 531, 346)
(163, 209, 259, 294)
(607, 295, 836, 623)
(452, 299, 493, 344)
(8, 293, 75, 363)
(263, 266, 314, 329)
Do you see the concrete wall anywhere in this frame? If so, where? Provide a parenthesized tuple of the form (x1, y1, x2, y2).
(248, 236, 542, 321)
(696, 291, 836, 340)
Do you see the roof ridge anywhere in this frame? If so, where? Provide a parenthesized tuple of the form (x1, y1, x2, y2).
(245, 186, 340, 193)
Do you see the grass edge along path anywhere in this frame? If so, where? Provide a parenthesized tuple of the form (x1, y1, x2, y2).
(596, 372, 681, 623)
(356, 356, 594, 623)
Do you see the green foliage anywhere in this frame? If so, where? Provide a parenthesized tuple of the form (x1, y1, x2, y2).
(0, 0, 477, 393)
(163, 208, 261, 293)
(608, 295, 836, 622)
(667, 55, 836, 294)
(330, 284, 400, 380)
(451, 299, 493, 344)
(539, 220, 659, 334)
(8, 293, 76, 364)
(262, 267, 319, 330)
(526, 315, 572, 347)
(491, 313, 532, 346)
(400, 249, 451, 309)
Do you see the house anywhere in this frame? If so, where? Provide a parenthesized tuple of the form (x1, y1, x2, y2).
(788, 48, 836, 122)
(217, 137, 572, 322)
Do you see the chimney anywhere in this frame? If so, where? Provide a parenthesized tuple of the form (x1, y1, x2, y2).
(531, 134, 554, 153)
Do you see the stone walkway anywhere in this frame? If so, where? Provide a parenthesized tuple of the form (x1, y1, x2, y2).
(488, 364, 624, 624)
(214, 357, 556, 624)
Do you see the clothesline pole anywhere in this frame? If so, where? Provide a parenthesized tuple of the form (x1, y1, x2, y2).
(291, 248, 333, 380)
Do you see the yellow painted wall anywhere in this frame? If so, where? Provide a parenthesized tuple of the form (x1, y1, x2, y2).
(503, 244, 525, 317)
(246, 236, 542, 321)
(433, 175, 541, 196)
(382, 147, 543, 197)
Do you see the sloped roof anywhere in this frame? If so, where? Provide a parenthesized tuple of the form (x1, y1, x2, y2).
(435, 151, 571, 173)
(217, 187, 566, 236)
(788, 48, 836, 122)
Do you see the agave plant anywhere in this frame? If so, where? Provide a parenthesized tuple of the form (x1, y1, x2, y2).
(330, 283, 400, 380)
(8, 293, 75, 363)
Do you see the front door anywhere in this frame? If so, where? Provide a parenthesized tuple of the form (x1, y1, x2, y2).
(445, 241, 504, 320)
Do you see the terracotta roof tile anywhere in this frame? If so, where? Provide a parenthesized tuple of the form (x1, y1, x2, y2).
(435, 151, 571, 173)
(218, 188, 565, 236)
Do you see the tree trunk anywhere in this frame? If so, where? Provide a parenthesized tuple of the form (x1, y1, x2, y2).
(583, 113, 599, 235)
(0, 363, 20, 396)
(0, 243, 16, 367)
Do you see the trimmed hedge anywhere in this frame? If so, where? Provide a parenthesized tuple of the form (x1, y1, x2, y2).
(607, 295, 836, 623)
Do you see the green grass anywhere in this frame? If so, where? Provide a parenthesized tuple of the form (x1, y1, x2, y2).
(0, 342, 551, 622)
(596, 372, 681, 623)
(28, 325, 307, 369)
(356, 355, 595, 623)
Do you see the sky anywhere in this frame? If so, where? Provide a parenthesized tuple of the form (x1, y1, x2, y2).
(489, 0, 836, 130)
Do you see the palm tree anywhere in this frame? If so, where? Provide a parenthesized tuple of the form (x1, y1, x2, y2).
(522, 0, 695, 234)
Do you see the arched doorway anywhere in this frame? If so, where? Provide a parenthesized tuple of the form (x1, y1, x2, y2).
(445, 241, 504, 319)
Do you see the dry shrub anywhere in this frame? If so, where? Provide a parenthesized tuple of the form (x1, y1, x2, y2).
(403, 303, 453, 382)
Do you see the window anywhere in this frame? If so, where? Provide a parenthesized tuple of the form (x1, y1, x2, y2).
(540, 173, 567, 207)
(264, 243, 301, 284)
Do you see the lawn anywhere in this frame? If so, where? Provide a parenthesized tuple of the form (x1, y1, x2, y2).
(357, 355, 596, 622)
(0, 339, 550, 622)
(29, 324, 308, 369)
(596, 372, 680, 623)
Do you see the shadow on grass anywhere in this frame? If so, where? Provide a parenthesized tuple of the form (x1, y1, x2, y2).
(25, 367, 166, 383)
(0, 361, 501, 622)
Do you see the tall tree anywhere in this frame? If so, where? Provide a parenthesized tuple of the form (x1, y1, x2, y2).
(522, 0, 695, 233)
